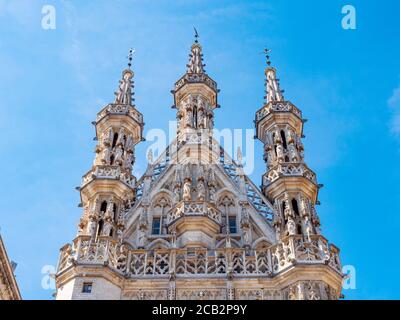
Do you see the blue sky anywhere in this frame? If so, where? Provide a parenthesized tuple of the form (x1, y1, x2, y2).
(0, 0, 399, 300)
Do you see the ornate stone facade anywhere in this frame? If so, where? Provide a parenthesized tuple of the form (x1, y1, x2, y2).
(0, 233, 21, 300)
(55, 39, 343, 300)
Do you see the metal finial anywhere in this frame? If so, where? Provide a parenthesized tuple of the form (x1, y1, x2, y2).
(127, 48, 135, 69)
(193, 27, 199, 43)
(263, 48, 272, 66)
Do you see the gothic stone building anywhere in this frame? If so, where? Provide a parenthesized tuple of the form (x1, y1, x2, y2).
(55, 38, 343, 300)
(0, 233, 21, 300)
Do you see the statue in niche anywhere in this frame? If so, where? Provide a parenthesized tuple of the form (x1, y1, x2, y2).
(304, 215, 313, 242)
(184, 109, 192, 128)
(182, 180, 192, 201)
(101, 145, 112, 165)
(173, 184, 181, 203)
(286, 216, 296, 236)
(288, 141, 298, 162)
(242, 227, 251, 246)
(283, 200, 292, 220)
(240, 205, 250, 227)
(105, 198, 114, 221)
(197, 107, 205, 129)
(102, 220, 113, 237)
(197, 179, 206, 201)
(137, 229, 146, 248)
(116, 128, 125, 146)
(125, 134, 134, 152)
(139, 207, 148, 229)
(276, 142, 284, 162)
(114, 145, 124, 165)
(87, 216, 97, 237)
(208, 184, 216, 202)
(102, 127, 113, 146)
(171, 230, 177, 248)
(300, 196, 309, 217)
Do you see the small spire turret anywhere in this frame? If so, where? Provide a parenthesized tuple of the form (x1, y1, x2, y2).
(186, 29, 205, 74)
(263, 48, 284, 103)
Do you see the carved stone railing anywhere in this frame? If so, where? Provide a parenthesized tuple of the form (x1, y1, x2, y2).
(57, 237, 128, 275)
(57, 235, 341, 278)
(256, 101, 302, 122)
(175, 73, 217, 92)
(263, 163, 317, 187)
(82, 165, 136, 188)
(96, 103, 143, 124)
(167, 201, 222, 225)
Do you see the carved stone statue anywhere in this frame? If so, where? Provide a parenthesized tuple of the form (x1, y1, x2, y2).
(184, 109, 192, 128)
(87, 217, 97, 237)
(197, 107, 205, 128)
(116, 128, 125, 146)
(276, 143, 284, 162)
(101, 145, 112, 164)
(242, 227, 251, 246)
(208, 184, 216, 202)
(182, 180, 192, 201)
(286, 216, 296, 236)
(102, 127, 113, 147)
(114, 145, 124, 165)
(125, 134, 134, 152)
(304, 215, 313, 242)
(288, 142, 298, 162)
(197, 179, 206, 201)
(102, 221, 113, 237)
(115, 70, 133, 105)
(138, 229, 146, 248)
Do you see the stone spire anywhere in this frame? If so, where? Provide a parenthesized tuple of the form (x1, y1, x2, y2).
(263, 49, 284, 103)
(76, 50, 144, 242)
(255, 49, 323, 243)
(172, 32, 219, 144)
(186, 30, 205, 74)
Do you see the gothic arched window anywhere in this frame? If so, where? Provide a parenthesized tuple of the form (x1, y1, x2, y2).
(218, 195, 236, 234)
(97, 219, 104, 236)
(113, 203, 118, 221)
(100, 201, 107, 214)
(281, 130, 287, 149)
(292, 199, 299, 216)
(282, 201, 286, 220)
(152, 196, 171, 235)
(112, 132, 118, 147)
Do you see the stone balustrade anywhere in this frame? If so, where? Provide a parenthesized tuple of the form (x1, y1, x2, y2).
(256, 101, 302, 122)
(57, 235, 341, 278)
(167, 201, 222, 225)
(96, 103, 143, 124)
(81, 165, 136, 188)
(263, 163, 317, 186)
(175, 73, 217, 92)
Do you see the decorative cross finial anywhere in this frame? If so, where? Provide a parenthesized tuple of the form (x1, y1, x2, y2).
(194, 27, 199, 44)
(263, 48, 272, 67)
(127, 48, 135, 69)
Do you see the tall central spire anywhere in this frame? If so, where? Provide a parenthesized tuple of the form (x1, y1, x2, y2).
(172, 32, 219, 143)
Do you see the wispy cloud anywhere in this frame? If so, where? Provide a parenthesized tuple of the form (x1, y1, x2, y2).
(388, 84, 400, 136)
